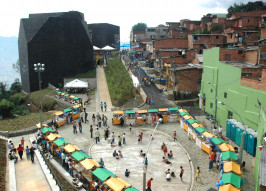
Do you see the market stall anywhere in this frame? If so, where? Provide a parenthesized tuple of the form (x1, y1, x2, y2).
(80, 158, 100, 189)
(222, 151, 238, 162)
(221, 173, 244, 189)
(223, 161, 241, 175)
(210, 137, 227, 151)
(52, 138, 68, 155)
(158, 108, 169, 122)
(168, 107, 178, 122)
(71, 151, 91, 162)
(105, 177, 131, 191)
(71, 105, 81, 119)
(63, 144, 81, 154)
(125, 110, 136, 126)
(92, 168, 116, 191)
(54, 111, 65, 127)
(41, 127, 54, 139)
(136, 110, 148, 125)
(46, 133, 61, 142)
(218, 184, 240, 191)
(112, 111, 124, 125)
(218, 143, 235, 152)
(125, 188, 139, 191)
(36, 123, 48, 128)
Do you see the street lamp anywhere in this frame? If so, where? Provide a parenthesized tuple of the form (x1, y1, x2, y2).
(218, 101, 246, 164)
(34, 63, 45, 129)
(207, 82, 218, 129)
(142, 118, 163, 191)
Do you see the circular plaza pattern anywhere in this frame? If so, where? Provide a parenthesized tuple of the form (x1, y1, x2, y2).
(90, 128, 192, 191)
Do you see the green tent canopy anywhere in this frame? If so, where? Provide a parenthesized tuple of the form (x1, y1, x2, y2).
(195, 127, 208, 134)
(58, 92, 61, 94)
(41, 127, 53, 134)
(180, 111, 189, 116)
(73, 97, 79, 100)
(211, 137, 226, 145)
(71, 151, 91, 161)
(169, 107, 179, 111)
(222, 151, 238, 161)
(64, 94, 69, 97)
(92, 168, 116, 181)
(53, 139, 68, 147)
(187, 118, 198, 124)
(64, 108, 72, 113)
(148, 109, 158, 113)
(125, 188, 139, 191)
(126, 110, 135, 114)
(221, 172, 243, 188)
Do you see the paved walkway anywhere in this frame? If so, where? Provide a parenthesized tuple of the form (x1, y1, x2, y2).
(96, 67, 112, 112)
(12, 138, 51, 191)
(90, 128, 192, 191)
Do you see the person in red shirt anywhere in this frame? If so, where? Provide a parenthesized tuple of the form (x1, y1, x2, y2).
(173, 131, 177, 141)
(147, 178, 153, 191)
(17, 144, 24, 160)
(208, 151, 216, 170)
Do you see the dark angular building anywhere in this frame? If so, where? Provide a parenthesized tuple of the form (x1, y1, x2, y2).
(88, 23, 120, 49)
(19, 11, 94, 93)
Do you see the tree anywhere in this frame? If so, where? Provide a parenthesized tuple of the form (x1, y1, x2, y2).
(228, 1, 266, 14)
(0, 82, 8, 100)
(12, 59, 20, 73)
(10, 79, 22, 94)
(0, 99, 14, 117)
(132, 23, 147, 31)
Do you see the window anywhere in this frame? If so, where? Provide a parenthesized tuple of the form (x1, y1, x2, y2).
(210, 103, 213, 108)
(230, 33, 233, 39)
(224, 92, 227, 98)
(211, 89, 213, 93)
(180, 32, 184, 38)
(216, 36, 219, 39)
(225, 54, 231, 61)
(238, 50, 243, 54)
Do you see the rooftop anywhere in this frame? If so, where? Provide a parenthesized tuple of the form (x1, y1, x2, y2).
(168, 63, 203, 71)
(222, 61, 260, 68)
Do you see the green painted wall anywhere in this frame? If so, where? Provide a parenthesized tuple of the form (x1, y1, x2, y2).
(254, 108, 266, 191)
(200, 47, 266, 130)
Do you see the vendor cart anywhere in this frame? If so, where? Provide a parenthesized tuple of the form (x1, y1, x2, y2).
(54, 111, 65, 127)
(125, 110, 136, 126)
(112, 111, 124, 125)
(168, 107, 178, 122)
(136, 110, 148, 125)
(71, 105, 81, 119)
(158, 108, 169, 122)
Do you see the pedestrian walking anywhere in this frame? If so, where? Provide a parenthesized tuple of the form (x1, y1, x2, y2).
(147, 178, 153, 191)
(173, 131, 177, 141)
(151, 96, 154, 104)
(21, 137, 25, 146)
(104, 102, 107, 111)
(144, 157, 148, 171)
(148, 97, 151, 105)
(100, 102, 103, 112)
(61, 151, 66, 167)
(120, 116, 124, 127)
(98, 117, 102, 128)
(83, 103, 86, 112)
(95, 128, 100, 144)
(163, 145, 168, 157)
(138, 134, 141, 144)
(30, 147, 35, 163)
(80, 111, 84, 122)
(196, 167, 202, 182)
(72, 121, 77, 134)
(140, 132, 143, 143)
(90, 125, 93, 138)
(78, 120, 82, 133)
(180, 166, 184, 181)
(96, 113, 100, 123)
(17, 144, 24, 160)
(111, 132, 115, 144)
(123, 133, 126, 144)
(66, 114, 69, 124)
(26, 146, 30, 159)
(118, 136, 122, 147)
(68, 160, 73, 177)
(65, 155, 69, 170)
(104, 116, 108, 126)
(92, 114, 96, 125)
(208, 150, 215, 170)
(85, 112, 88, 123)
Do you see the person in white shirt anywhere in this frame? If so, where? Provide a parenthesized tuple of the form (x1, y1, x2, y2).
(166, 173, 171, 182)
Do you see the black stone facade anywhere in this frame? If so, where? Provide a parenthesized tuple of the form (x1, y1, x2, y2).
(88, 23, 120, 49)
(19, 11, 94, 93)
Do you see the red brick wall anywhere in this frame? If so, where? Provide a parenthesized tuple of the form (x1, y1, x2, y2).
(168, 30, 191, 39)
(176, 69, 202, 92)
(261, 28, 266, 39)
(160, 50, 195, 64)
(245, 50, 258, 64)
(242, 68, 262, 79)
(154, 39, 188, 50)
(241, 69, 266, 91)
(219, 48, 246, 61)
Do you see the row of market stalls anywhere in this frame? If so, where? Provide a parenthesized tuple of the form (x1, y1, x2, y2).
(178, 109, 245, 191)
(37, 127, 138, 191)
(112, 107, 179, 125)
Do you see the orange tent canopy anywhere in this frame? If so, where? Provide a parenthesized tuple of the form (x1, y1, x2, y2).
(64, 144, 81, 153)
(47, 133, 61, 141)
(183, 115, 192, 120)
(138, 110, 148, 114)
(203, 132, 215, 138)
(219, 184, 240, 191)
(80, 158, 100, 170)
(223, 161, 241, 175)
(105, 177, 131, 191)
(113, 111, 124, 115)
(219, 143, 235, 152)
(158, 108, 168, 112)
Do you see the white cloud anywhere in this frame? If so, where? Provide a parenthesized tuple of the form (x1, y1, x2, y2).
(0, 0, 232, 42)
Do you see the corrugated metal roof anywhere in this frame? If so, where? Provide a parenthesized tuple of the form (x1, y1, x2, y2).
(259, 145, 266, 186)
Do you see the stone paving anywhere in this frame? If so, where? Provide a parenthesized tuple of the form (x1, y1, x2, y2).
(90, 128, 192, 191)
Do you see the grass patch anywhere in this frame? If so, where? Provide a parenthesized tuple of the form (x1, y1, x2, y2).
(0, 112, 53, 131)
(30, 88, 57, 112)
(105, 55, 135, 106)
(0, 139, 7, 191)
(68, 70, 96, 78)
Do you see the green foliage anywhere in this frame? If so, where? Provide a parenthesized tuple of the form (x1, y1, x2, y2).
(29, 88, 57, 112)
(0, 99, 14, 117)
(211, 25, 223, 32)
(68, 69, 96, 78)
(12, 59, 20, 73)
(132, 23, 147, 31)
(11, 93, 26, 105)
(12, 105, 30, 116)
(10, 78, 22, 94)
(228, 1, 266, 14)
(105, 56, 135, 106)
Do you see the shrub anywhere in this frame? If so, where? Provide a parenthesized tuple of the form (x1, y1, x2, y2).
(11, 93, 26, 105)
(12, 105, 30, 116)
(0, 99, 15, 117)
(30, 88, 57, 112)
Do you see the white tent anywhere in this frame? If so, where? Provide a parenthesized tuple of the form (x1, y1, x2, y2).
(101, 45, 115, 51)
(93, 46, 101, 50)
(64, 79, 88, 88)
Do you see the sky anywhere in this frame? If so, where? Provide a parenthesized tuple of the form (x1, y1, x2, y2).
(0, 0, 261, 43)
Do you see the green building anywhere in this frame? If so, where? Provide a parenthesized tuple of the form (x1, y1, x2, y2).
(199, 47, 266, 190)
